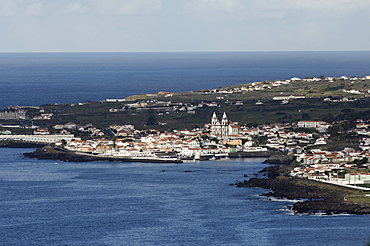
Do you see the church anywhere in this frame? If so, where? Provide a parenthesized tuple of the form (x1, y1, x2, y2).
(209, 112, 239, 139)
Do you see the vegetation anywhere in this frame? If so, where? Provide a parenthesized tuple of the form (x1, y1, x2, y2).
(2, 77, 370, 131)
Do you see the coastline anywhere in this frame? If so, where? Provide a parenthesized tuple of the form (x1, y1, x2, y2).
(22, 146, 274, 163)
(16, 142, 370, 215)
(23, 146, 183, 164)
(0, 140, 46, 148)
(237, 161, 370, 215)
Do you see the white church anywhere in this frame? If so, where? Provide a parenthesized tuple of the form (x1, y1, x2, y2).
(209, 112, 239, 139)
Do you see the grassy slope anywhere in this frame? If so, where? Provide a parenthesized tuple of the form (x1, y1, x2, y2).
(4, 78, 370, 132)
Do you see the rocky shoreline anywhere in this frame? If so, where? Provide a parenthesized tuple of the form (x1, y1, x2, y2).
(0, 140, 46, 148)
(23, 146, 182, 163)
(228, 151, 273, 158)
(22, 147, 370, 214)
(22, 145, 275, 164)
(262, 153, 295, 164)
(236, 161, 370, 215)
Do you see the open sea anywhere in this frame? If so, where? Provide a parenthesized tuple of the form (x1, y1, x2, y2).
(1, 51, 370, 245)
(1, 51, 370, 109)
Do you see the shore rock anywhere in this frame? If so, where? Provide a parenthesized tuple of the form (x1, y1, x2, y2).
(0, 141, 46, 148)
(229, 151, 274, 158)
(293, 199, 370, 215)
(237, 176, 370, 214)
(23, 146, 182, 163)
(263, 153, 294, 164)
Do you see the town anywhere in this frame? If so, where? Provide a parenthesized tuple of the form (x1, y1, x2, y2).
(2, 75, 370, 190)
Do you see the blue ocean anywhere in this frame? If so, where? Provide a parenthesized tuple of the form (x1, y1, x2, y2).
(1, 51, 370, 109)
(1, 148, 370, 246)
(1, 52, 370, 245)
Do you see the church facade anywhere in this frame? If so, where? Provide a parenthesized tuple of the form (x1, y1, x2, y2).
(209, 112, 239, 139)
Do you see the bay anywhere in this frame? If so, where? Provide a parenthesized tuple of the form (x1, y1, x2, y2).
(0, 148, 369, 245)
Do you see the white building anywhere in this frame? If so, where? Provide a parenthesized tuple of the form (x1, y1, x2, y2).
(345, 173, 370, 185)
(210, 112, 239, 139)
(273, 95, 305, 100)
(0, 134, 78, 144)
(0, 110, 27, 120)
(298, 121, 328, 129)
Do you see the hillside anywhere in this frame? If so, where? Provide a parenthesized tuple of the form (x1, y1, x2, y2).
(2, 76, 370, 131)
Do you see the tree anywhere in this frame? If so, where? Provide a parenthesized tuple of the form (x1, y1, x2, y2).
(301, 113, 311, 120)
(354, 157, 368, 166)
(146, 109, 157, 126)
(253, 136, 267, 146)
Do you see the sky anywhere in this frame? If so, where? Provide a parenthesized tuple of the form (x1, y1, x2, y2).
(1, 0, 370, 52)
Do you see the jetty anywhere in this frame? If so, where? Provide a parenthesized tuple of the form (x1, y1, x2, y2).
(24, 146, 183, 164)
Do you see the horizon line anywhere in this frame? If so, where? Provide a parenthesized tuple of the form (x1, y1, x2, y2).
(1, 50, 370, 54)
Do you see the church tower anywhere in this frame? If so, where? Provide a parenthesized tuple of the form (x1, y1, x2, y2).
(220, 112, 228, 138)
(221, 112, 228, 125)
(210, 112, 229, 139)
(209, 112, 239, 139)
(211, 112, 218, 125)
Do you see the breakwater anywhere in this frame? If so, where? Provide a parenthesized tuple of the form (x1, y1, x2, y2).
(0, 140, 46, 148)
(23, 146, 182, 164)
(23, 145, 275, 164)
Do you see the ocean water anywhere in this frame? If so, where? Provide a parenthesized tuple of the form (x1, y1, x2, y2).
(1, 51, 370, 109)
(1, 148, 370, 246)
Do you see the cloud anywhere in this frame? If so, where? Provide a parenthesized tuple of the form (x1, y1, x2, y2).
(63, 3, 89, 14)
(185, 0, 244, 14)
(1, 0, 369, 52)
(26, 2, 48, 16)
(89, 0, 162, 15)
(250, 0, 370, 17)
(0, 0, 163, 17)
(184, 0, 370, 20)
(0, 0, 48, 16)
(0, 1, 18, 16)
(0, 0, 29, 16)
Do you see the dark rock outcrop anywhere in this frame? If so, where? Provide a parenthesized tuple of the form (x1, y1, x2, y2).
(0, 140, 46, 148)
(293, 199, 370, 215)
(258, 165, 287, 178)
(23, 146, 182, 163)
(263, 153, 294, 164)
(238, 176, 370, 214)
(229, 151, 274, 158)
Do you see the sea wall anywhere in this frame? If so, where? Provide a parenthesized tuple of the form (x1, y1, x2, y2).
(229, 151, 274, 158)
(0, 140, 46, 148)
(23, 146, 182, 164)
(0, 134, 79, 144)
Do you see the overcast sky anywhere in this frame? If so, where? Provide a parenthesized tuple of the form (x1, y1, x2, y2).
(1, 0, 370, 52)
